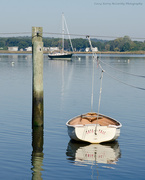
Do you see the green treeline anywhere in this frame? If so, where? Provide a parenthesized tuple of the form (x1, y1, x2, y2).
(0, 36, 145, 52)
(0, 37, 32, 50)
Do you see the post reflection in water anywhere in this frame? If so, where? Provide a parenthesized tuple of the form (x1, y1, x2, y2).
(31, 127, 44, 180)
(66, 140, 121, 166)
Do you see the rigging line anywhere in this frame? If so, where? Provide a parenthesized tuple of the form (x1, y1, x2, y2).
(102, 68, 145, 91)
(99, 59, 145, 78)
(98, 62, 145, 91)
(0, 31, 145, 40)
(63, 15, 74, 52)
(62, 13, 65, 51)
(0, 32, 31, 35)
(43, 32, 145, 40)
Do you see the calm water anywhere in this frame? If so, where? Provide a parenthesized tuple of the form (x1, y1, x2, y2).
(0, 53, 145, 180)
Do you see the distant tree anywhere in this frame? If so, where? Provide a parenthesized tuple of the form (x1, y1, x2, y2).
(6, 38, 19, 46)
(119, 36, 132, 52)
(109, 41, 115, 51)
(120, 42, 130, 52)
(142, 41, 145, 50)
(0, 40, 5, 47)
(105, 44, 110, 51)
(0, 36, 144, 52)
(18, 41, 29, 50)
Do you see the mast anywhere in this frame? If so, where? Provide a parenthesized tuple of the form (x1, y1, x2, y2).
(62, 13, 64, 52)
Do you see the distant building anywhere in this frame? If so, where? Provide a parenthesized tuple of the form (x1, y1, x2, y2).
(49, 47, 59, 52)
(92, 47, 98, 52)
(85, 47, 98, 52)
(25, 47, 32, 51)
(43, 47, 49, 51)
(8, 47, 18, 51)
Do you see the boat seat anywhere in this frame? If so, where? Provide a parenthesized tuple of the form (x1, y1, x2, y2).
(82, 115, 103, 122)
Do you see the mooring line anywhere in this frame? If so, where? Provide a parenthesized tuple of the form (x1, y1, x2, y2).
(99, 59, 145, 78)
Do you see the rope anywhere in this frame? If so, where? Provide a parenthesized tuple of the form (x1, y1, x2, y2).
(98, 61, 145, 91)
(99, 59, 145, 78)
(104, 70, 145, 91)
(0, 31, 145, 40)
(0, 30, 144, 40)
(43, 32, 145, 40)
(63, 16, 74, 52)
(0, 32, 31, 35)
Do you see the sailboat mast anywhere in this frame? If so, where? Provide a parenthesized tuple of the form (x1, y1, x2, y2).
(62, 13, 64, 52)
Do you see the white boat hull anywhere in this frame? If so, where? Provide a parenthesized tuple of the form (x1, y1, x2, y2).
(66, 113, 122, 143)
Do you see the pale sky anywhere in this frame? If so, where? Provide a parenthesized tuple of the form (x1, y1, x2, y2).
(1, 0, 145, 40)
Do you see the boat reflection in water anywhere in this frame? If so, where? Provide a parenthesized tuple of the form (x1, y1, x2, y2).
(66, 140, 121, 166)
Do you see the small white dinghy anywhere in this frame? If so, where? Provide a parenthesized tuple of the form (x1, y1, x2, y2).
(66, 112, 122, 143)
(66, 37, 122, 144)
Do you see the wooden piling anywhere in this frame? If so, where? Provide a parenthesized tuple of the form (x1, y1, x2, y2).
(32, 27, 44, 127)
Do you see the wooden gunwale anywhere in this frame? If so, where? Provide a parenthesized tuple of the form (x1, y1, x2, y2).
(68, 112, 120, 127)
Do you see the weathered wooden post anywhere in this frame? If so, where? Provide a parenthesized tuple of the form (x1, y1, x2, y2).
(32, 27, 44, 127)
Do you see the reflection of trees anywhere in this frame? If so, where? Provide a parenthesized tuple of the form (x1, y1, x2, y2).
(31, 127, 44, 180)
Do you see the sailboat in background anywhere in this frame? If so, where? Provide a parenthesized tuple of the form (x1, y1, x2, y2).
(48, 13, 73, 60)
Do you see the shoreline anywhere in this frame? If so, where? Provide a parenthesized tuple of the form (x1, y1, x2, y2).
(0, 50, 145, 54)
(74, 51, 145, 54)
